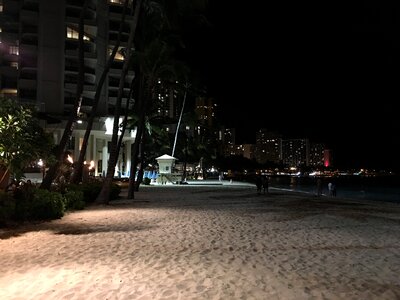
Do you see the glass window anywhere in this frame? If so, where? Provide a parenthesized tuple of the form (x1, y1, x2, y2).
(66, 27, 90, 41)
(9, 46, 19, 55)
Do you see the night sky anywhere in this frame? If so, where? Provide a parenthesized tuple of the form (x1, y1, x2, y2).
(184, 1, 400, 171)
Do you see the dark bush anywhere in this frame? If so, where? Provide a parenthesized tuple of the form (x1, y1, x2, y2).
(0, 191, 15, 226)
(68, 182, 102, 203)
(30, 189, 65, 220)
(68, 181, 121, 202)
(110, 183, 122, 200)
(142, 177, 151, 185)
(63, 190, 85, 210)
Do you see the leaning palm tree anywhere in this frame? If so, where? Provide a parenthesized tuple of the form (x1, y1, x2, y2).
(126, 38, 190, 199)
(171, 81, 190, 157)
(71, 0, 132, 184)
(96, 0, 143, 204)
(124, 0, 210, 196)
(134, 116, 171, 191)
(40, 0, 89, 189)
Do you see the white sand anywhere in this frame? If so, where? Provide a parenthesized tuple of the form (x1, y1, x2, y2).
(1, 184, 400, 299)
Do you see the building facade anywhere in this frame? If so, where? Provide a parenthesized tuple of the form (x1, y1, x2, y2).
(254, 129, 282, 164)
(281, 138, 309, 168)
(0, 0, 138, 177)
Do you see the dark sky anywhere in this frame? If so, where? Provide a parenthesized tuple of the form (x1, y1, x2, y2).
(184, 1, 400, 171)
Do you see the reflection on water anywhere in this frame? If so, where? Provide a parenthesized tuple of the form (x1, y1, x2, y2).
(290, 177, 297, 189)
(269, 175, 400, 203)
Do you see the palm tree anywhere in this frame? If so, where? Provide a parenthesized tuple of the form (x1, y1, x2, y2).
(96, 0, 143, 204)
(171, 82, 190, 157)
(127, 74, 147, 198)
(87, 0, 208, 200)
(40, 0, 89, 189)
(134, 117, 171, 190)
(123, 0, 210, 196)
(116, 72, 137, 162)
(71, 0, 132, 184)
(126, 38, 190, 199)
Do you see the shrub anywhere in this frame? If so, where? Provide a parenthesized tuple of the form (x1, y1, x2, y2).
(68, 182, 102, 203)
(142, 177, 151, 185)
(63, 190, 85, 210)
(110, 183, 122, 200)
(30, 189, 65, 220)
(68, 181, 121, 202)
(0, 191, 15, 226)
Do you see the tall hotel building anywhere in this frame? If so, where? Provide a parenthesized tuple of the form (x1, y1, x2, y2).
(281, 138, 309, 168)
(254, 129, 281, 164)
(0, 0, 138, 177)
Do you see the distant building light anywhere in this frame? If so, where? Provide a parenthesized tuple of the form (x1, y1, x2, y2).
(67, 27, 90, 41)
(9, 46, 19, 55)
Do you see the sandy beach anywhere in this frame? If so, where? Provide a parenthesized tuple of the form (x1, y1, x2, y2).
(1, 183, 400, 299)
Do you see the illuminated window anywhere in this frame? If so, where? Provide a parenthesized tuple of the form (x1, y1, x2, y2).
(108, 47, 125, 60)
(66, 27, 90, 41)
(114, 52, 124, 60)
(0, 4, 3, 12)
(9, 46, 19, 55)
(10, 62, 18, 69)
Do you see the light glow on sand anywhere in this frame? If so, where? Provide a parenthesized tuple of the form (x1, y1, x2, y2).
(1, 186, 400, 299)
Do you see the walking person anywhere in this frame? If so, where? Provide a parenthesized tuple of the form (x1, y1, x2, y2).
(328, 182, 333, 196)
(331, 182, 337, 197)
(262, 175, 269, 194)
(255, 174, 262, 195)
(316, 177, 322, 197)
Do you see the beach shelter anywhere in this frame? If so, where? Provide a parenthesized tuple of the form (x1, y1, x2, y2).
(156, 154, 177, 174)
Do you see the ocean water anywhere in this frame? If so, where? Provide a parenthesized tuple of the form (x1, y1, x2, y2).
(269, 175, 400, 203)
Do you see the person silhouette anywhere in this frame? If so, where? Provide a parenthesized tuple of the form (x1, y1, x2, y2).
(328, 182, 333, 196)
(316, 177, 322, 196)
(262, 175, 269, 194)
(255, 174, 262, 195)
(331, 182, 336, 197)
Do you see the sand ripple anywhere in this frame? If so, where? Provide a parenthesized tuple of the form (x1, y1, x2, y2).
(1, 186, 400, 299)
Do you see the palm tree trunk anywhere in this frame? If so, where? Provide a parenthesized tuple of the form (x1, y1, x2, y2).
(134, 140, 145, 191)
(71, 0, 131, 184)
(96, 0, 142, 204)
(40, 1, 88, 189)
(181, 134, 188, 182)
(116, 75, 136, 161)
(127, 82, 147, 199)
(0, 167, 10, 190)
(171, 82, 189, 157)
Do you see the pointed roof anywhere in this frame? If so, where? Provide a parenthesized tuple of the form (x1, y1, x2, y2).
(156, 154, 178, 161)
